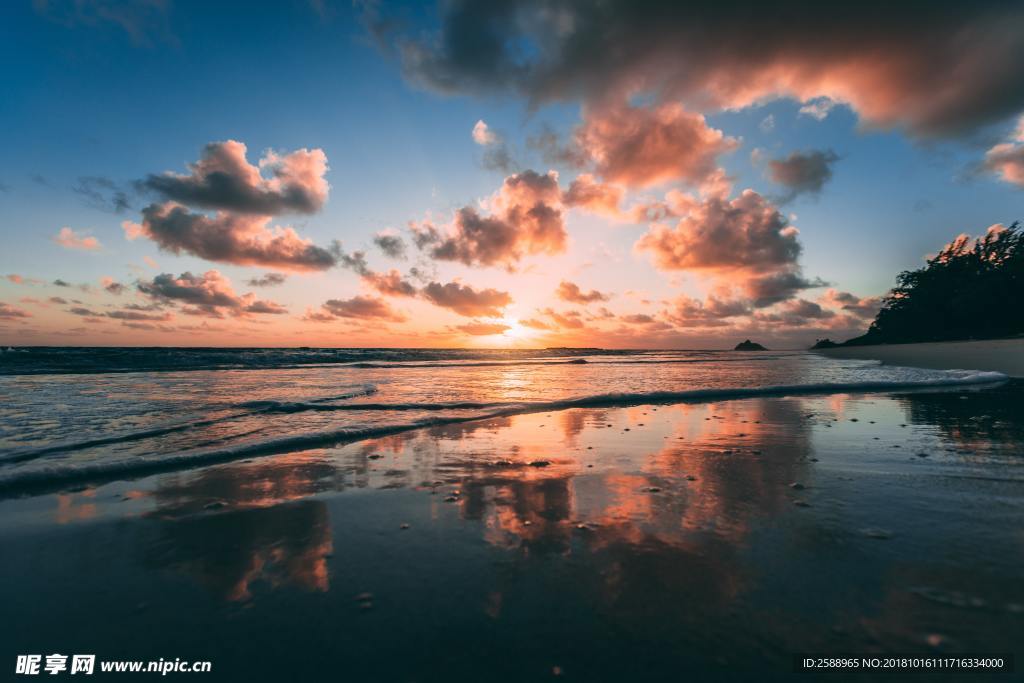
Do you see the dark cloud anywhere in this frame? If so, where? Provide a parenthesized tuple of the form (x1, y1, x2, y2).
(124, 203, 341, 272)
(421, 281, 512, 317)
(140, 140, 328, 215)
(73, 176, 132, 213)
(246, 273, 288, 287)
(373, 231, 407, 259)
(744, 271, 826, 308)
(385, 0, 1024, 137)
(768, 149, 840, 202)
(137, 271, 288, 317)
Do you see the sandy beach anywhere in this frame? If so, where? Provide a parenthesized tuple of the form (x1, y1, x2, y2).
(2, 380, 1022, 680)
(818, 338, 1024, 378)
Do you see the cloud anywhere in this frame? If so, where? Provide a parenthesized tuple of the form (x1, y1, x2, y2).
(388, 1, 1024, 137)
(364, 269, 418, 298)
(471, 120, 514, 171)
(982, 116, 1024, 187)
(472, 120, 498, 145)
(101, 277, 126, 295)
(0, 303, 31, 319)
(636, 189, 801, 274)
(565, 102, 737, 188)
(556, 280, 610, 304)
(421, 281, 512, 317)
(33, 0, 176, 48)
(799, 97, 837, 121)
(137, 270, 288, 317)
(373, 230, 407, 259)
(759, 114, 775, 132)
(316, 295, 407, 322)
(768, 149, 840, 201)
(819, 289, 884, 318)
(562, 173, 624, 217)
(414, 170, 566, 268)
(53, 227, 101, 251)
(665, 295, 750, 326)
(73, 176, 132, 213)
(455, 321, 511, 336)
(743, 271, 826, 308)
(123, 203, 340, 271)
(541, 308, 584, 329)
(140, 140, 329, 215)
(246, 273, 287, 287)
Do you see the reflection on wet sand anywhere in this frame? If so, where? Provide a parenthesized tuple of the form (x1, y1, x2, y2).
(9, 385, 1022, 679)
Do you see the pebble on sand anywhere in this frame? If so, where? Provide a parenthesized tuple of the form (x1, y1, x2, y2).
(790, 482, 805, 490)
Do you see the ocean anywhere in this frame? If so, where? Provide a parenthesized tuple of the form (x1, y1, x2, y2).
(0, 347, 1005, 491)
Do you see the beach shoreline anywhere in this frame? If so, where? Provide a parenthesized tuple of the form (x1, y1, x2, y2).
(816, 338, 1024, 378)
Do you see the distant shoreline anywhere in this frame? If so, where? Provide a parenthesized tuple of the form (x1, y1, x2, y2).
(816, 338, 1024, 378)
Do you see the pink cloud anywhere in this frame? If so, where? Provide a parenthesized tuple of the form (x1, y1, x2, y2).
(414, 170, 566, 268)
(556, 280, 610, 304)
(421, 280, 512, 317)
(53, 227, 101, 251)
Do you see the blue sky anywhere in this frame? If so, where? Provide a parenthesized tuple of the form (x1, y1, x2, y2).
(1, 1, 1022, 347)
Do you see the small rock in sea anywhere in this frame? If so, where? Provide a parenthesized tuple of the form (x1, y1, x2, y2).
(793, 500, 811, 508)
(452, 489, 461, 495)
(916, 452, 930, 458)
(368, 454, 383, 460)
(850, 418, 858, 422)
(443, 496, 459, 502)
(859, 528, 893, 539)
(623, 428, 631, 432)
(900, 424, 907, 428)
(586, 464, 593, 468)
(873, 437, 880, 440)
(399, 523, 410, 530)
(893, 445, 901, 449)
(790, 482, 805, 490)
(644, 486, 662, 493)
(754, 420, 761, 424)
(869, 421, 876, 424)
(575, 523, 591, 531)
(809, 457, 819, 462)
(638, 423, 644, 426)
(686, 475, 697, 481)
(752, 449, 762, 455)
(204, 500, 228, 510)
(354, 592, 373, 602)
(529, 460, 551, 467)
(523, 520, 532, 526)
(586, 446, 593, 450)
(722, 449, 733, 455)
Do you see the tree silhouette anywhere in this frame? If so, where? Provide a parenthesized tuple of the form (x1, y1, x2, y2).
(846, 222, 1023, 345)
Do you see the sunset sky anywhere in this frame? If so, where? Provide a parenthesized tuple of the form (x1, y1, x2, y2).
(2, 0, 1023, 348)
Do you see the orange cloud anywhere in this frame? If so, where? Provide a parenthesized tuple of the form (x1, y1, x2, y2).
(556, 280, 610, 304)
(570, 102, 737, 188)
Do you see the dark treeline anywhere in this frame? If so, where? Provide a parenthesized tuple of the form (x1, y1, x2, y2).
(844, 222, 1023, 345)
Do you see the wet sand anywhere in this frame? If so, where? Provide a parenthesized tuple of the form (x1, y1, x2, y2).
(818, 338, 1024, 377)
(2, 382, 1023, 681)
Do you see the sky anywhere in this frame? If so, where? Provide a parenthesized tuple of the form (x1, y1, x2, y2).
(1, 0, 1023, 349)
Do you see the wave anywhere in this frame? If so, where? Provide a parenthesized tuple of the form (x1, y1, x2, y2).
(0, 370, 1006, 492)
(0, 384, 378, 465)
